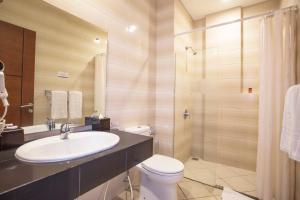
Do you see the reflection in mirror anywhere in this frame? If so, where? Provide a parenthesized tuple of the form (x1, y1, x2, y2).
(0, 0, 107, 134)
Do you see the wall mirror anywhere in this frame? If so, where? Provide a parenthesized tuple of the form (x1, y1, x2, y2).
(0, 0, 107, 134)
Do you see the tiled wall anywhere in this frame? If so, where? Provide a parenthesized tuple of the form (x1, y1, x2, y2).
(204, 7, 260, 170)
(155, 0, 175, 156)
(0, 0, 107, 124)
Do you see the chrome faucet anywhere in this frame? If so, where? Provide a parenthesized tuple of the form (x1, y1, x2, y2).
(60, 123, 71, 140)
(46, 118, 55, 131)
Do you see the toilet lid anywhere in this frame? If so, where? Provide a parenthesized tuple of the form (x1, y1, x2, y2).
(141, 154, 184, 175)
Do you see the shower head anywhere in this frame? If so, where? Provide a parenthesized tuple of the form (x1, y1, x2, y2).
(185, 46, 197, 55)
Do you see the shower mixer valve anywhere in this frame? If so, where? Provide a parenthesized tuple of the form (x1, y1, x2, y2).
(183, 109, 190, 119)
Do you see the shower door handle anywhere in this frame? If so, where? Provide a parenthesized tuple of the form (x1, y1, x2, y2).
(183, 109, 190, 119)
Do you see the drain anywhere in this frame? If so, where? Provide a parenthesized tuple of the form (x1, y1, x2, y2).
(191, 157, 199, 161)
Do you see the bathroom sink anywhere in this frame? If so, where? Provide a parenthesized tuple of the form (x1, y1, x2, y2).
(15, 131, 120, 163)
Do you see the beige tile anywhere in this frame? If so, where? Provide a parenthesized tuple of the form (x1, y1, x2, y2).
(180, 177, 191, 183)
(113, 187, 141, 200)
(205, 185, 223, 196)
(223, 176, 256, 192)
(216, 178, 230, 188)
(244, 190, 258, 197)
(184, 168, 195, 178)
(229, 166, 256, 176)
(178, 180, 213, 198)
(192, 197, 218, 200)
(215, 165, 239, 179)
(191, 168, 217, 186)
(214, 195, 222, 200)
(177, 185, 187, 200)
(242, 174, 257, 185)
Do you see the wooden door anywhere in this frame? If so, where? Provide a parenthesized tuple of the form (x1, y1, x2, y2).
(0, 20, 35, 127)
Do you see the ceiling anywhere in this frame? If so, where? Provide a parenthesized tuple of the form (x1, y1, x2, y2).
(180, 0, 270, 20)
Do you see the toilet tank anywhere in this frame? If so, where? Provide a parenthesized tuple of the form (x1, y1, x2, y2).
(124, 125, 152, 137)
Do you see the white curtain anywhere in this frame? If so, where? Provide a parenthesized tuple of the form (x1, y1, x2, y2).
(257, 9, 297, 200)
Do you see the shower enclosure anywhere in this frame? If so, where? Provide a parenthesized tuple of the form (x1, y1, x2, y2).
(174, 10, 260, 197)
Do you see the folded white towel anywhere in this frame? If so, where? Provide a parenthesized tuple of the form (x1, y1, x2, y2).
(222, 187, 253, 200)
(68, 91, 83, 120)
(50, 90, 68, 120)
(280, 84, 300, 161)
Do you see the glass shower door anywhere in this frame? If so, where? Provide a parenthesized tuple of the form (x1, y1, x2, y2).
(174, 31, 219, 187)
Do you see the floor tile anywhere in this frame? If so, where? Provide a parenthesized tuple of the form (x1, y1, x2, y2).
(244, 190, 257, 197)
(214, 195, 222, 200)
(216, 178, 230, 188)
(115, 186, 189, 200)
(192, 197, 218, 200)
(204, 185, 222, 196)
(223, 176, 256, 192)
(178, 180, 213, 199)
(215, 165, 239, 179)
(113, 189, 139, 200)
(179, 177, 191, 183)
(242, 174, 257, 185)
(188, 168, 217, 186)
(177, 185, 186, 200)
(184, 158, 257, 197)
(184, 168, 195, 178)
(229, 166, 256, 176)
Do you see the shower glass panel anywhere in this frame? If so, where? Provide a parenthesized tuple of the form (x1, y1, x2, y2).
(174, 19, 259, 197)
(174, 32, 219, 186)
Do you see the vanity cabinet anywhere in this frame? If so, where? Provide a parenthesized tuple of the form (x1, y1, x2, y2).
(0, 130, 153, 200)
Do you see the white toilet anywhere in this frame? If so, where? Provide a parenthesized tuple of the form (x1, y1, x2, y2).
(125, 126, 184, 200)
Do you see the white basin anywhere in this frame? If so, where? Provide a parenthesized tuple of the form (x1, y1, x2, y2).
(15, 131, 120, 163)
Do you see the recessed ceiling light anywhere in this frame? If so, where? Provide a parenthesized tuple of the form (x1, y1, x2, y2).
(126, 25, 137, 33)
(94, 38, 101, 44)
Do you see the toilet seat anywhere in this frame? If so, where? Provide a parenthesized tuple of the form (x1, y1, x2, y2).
(141, 154, 184, 176)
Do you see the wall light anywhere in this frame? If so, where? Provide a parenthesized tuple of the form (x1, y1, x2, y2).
(94, 38, 101, 44)
(126, 25, 137, 33)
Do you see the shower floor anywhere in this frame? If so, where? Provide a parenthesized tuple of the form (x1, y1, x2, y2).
(184, 157, 257, 198)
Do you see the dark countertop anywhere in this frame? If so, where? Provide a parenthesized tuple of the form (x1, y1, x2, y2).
(0, 129, 153, 196)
